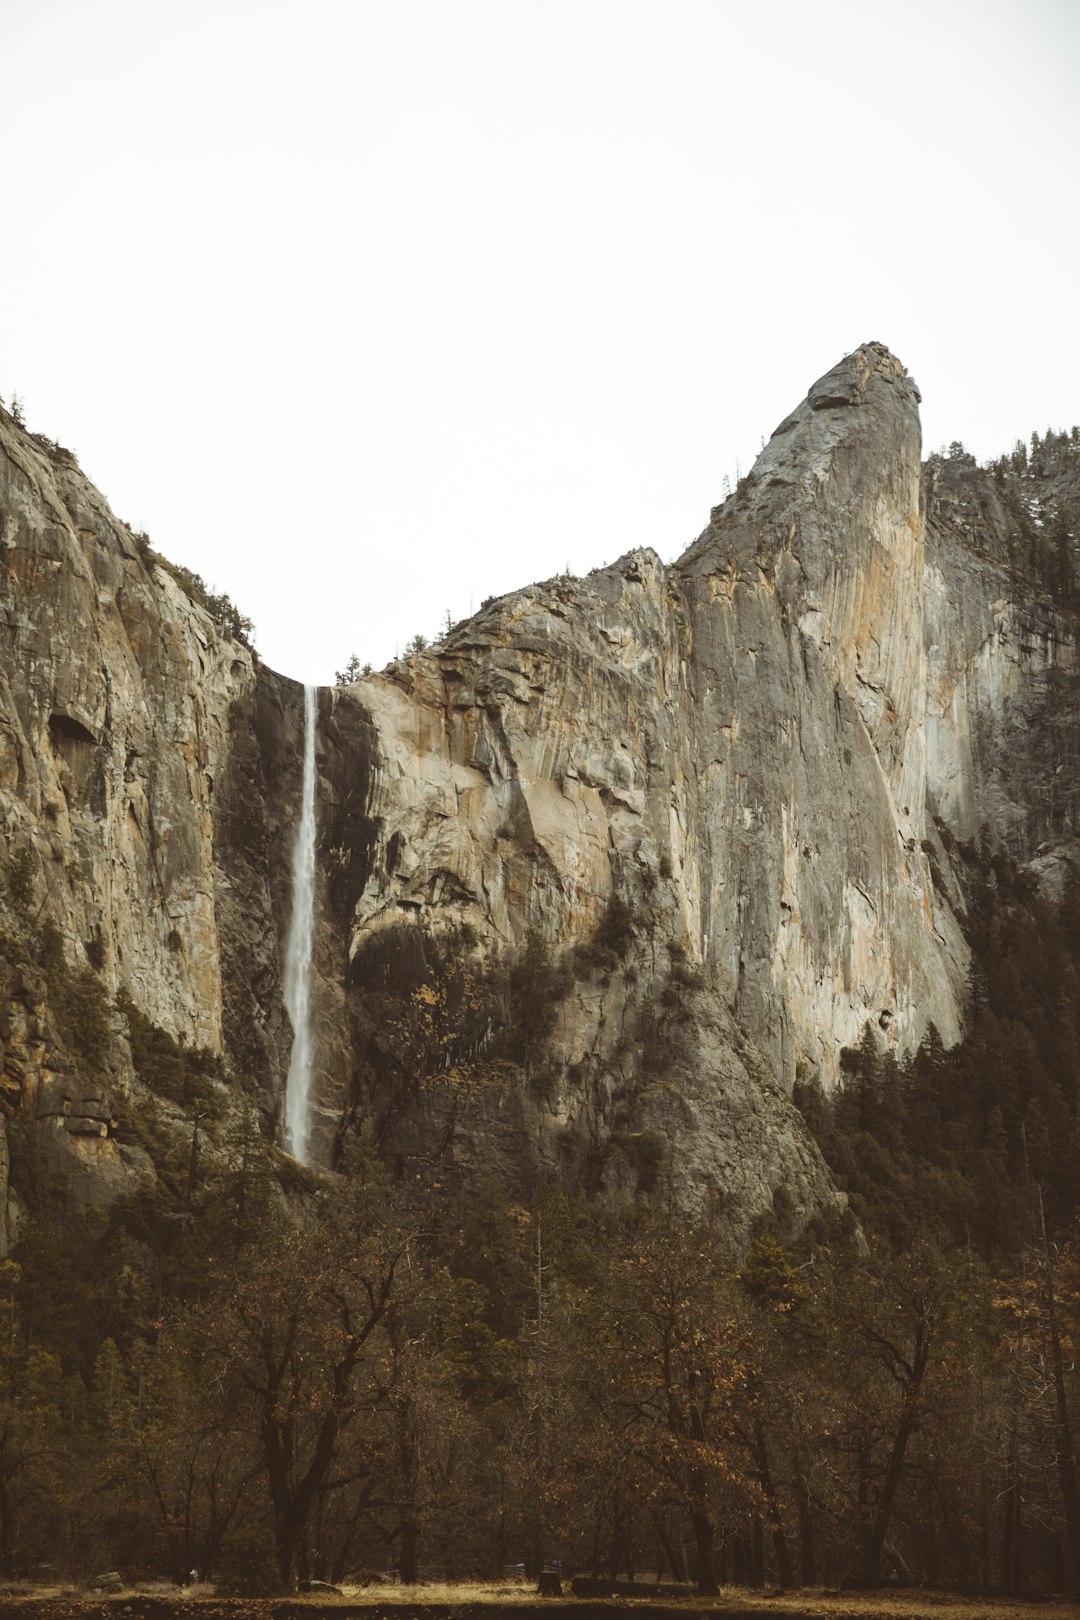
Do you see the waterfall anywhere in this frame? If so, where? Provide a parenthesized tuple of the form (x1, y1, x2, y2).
(283, 682, 317, 1164)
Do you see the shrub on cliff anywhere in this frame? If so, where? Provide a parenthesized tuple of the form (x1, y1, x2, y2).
(132, 531, 255, 648)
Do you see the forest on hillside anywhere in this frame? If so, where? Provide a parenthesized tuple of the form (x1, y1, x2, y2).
(1, 834, 1079, 1601)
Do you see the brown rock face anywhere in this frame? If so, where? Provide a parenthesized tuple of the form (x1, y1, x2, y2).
(2, 345, 1077, 1247)
(921, 446, 1080, 876)
(0, 420, 256, 1246)
(0, 424, 254, 1047)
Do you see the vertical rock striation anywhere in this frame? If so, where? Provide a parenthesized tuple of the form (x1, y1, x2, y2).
(677, 344, 967, 1084)
(0, 418, 257, 1244)
(921, 444, 1080, 873)
(342, 345, 967, 1124)
(0, 424, 255, 1046)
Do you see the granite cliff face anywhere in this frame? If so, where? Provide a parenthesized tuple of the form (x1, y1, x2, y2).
(922, 438, 1080, 878)
(2, 345, 1078, 1252)
(0, 425, 236, 1242)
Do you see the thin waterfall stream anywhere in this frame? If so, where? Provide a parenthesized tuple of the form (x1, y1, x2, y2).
(283, 682, 317, 1164)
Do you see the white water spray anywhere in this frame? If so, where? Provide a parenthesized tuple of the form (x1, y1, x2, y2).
(283, 683, 317, 1164)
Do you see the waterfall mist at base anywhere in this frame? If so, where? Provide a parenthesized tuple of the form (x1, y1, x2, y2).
(283, 683, 318, 1164)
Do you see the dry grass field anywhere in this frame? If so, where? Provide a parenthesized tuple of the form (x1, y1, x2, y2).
(0, 1579, 1076, 1620)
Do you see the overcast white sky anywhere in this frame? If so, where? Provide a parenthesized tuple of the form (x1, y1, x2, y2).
(4, 0, 1079, 684)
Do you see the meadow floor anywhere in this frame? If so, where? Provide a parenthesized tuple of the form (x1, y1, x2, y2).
(0, 1582, 1075, 1620)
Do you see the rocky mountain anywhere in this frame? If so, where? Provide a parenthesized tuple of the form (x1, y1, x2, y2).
(2, 343, 1078, 1254)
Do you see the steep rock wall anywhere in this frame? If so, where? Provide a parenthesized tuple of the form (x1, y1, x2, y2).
(677, 346, 964, 1083)
(0, 420, 258, 1244)
(3, 348, 1079, 1245)
(332, 553, 837, 1228)
(0, 424, 256, 1044)
(922, 452, 1080, 870)
(340, 345, 969, 1120)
